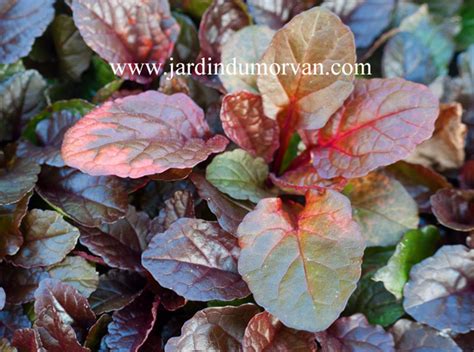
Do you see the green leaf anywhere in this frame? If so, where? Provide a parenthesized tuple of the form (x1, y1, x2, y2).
(206, 149, 271, 203)
(0, 61, 25, 81)
(456, 1, 474, 49)
(348, 172, 419, 247)
(373, 226, 440, 299)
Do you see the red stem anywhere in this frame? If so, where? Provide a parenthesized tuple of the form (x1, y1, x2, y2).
(286, 148, 311, 172)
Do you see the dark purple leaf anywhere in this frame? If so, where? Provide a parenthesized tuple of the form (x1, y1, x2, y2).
(0, 155, 40, 206)
(403, 245, 474, 334)
(0, 192, 31, 259)
(220, 91, 279, 163)
(104, 291, 160, 352)
(311, 78, 439, 178)
(0, 265, 48, 304)
(61, 92, 228, 178)
(314, 313, 395, 352)
(12, 328, 44, 352)
(0, 0, 55, 63)
(242, 311, 317, 351)
(190, 173, 249, 235)
(79, 206, 151, 272)
(156, 190, 195, 232)
(72, 0, 180, 83)
(460, 160, 474, 189)
(10, 209, 80, 268)
(390, 319, 462, 352)
(36, 166, 129, 227)
(237, 190, 365, 332)
(143, 218, 250, 301)
(431, 189, 474, 231)
(89, 270, 146, 315)
(0, 305, 31, 340)
(247, 0, 316, 29)
(84, 315, 112, 351)
(165, 304, 260, 352)
(323, 0, 395, 48)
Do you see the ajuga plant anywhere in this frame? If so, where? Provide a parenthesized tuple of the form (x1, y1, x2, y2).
(0, 0, 473, 351)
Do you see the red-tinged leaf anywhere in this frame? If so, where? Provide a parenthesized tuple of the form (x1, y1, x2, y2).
(0, 305, 31, 340)
(237, 190, 365, 332)
(12, 328, 45, 352)
(220, 26, 275, 93)
(322, 0, 395, 48)
(242, 311, 317, 352)
(405, 102, 467, 171)
(61, 92, 228, 178)
(390, 319, 462, 352)
(34, 308, 90, 352)
(431, 189, 474, 231)
(72, 0, 180, 83)
(220, 91, 279, 163)
(10, 209, 80, 268)
(197, 0, 251, 64)
(47, 256, 99, 298)
(347, 172, 419, 247)
(34, 279, 96, 329)
(72, 251, 107, 266)
(148, 168, 192, 182)
(0, 265, 48, 304)
(247, 0, 316, 29)
(151, 284, 186, 312)
(311, 78, 439, 179)
(314, 313, 395, 352)
(79, 206, 152, 272)
(386, 161, 452, 213)
(403, 245, 474, 334)
(156, 190, 195, 232)
(0, 192, 31, 259)
(104, 291, 160, 352)
(89, 270, 146, 315)
(36, 166, 129, 228)
(0, 0, 55, 63)
(0, 287, 4, 310)
(190, 172, 250, 235)
(165, 304, 260, 352)
(270, 164, 347, 195)
(460, 160, 474, 189)
(142, 218, 250, 301)
(0, 156, 40, 206)
(257, 7, 356, 130)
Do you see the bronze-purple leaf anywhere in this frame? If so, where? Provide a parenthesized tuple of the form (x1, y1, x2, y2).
(431, 189, 474, 231)
(142, 218, 250, 301)
(156, 190, 195, 232)
(247, 0, 316, 29)
(61, 92, 228, 178)
(12, 328, 44, 352)
(0, 156, 40, 206)
(0, 265, 49, 304)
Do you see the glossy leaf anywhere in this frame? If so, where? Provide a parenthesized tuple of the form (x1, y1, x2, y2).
(206, 149, 270, 203)
(104, 291, 159, 352)
(386, 161, 452, 213)
(257, 7, 356, 130)
(406, 103, 466, 171)
(0, 155, 40, 206)
(62, 92, 228, 178)
(237, 190, 365, 332)
(403, 245, 474, 333)
(0, 70, 46, 142)
(156, 190, 195, 232)
(431, 189, 474, 231)
(190, 172, 249, 235)
(373, 226, 440, 299)
(242, 311, 317, 352)
(12, 328, 44, 352)
(88, 269, 145, 315)
(197, 0, 251, 64)
(323, 0, 395, 48)
(79, 206, 152, 272)
(143, 218, 250, 301)
(11, 209, 79, 268)
(72, 0, 180, 83)
(0, 265, 48, 304)
(314, 314, 395, 352)
(0, 0, 55, 63)
(47, 256, 99, 298)
(0, 192, 31, 259)
(390, 319, 462, 352)
(0, 305, 31, 340)
(219, 26, 275, 93)
(311, 78, 439, 179)
(220, 91, 279, 162)
(165, 304, 260, 352)
(36, 166, 129, 227)
(348, 172, 419, 247)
